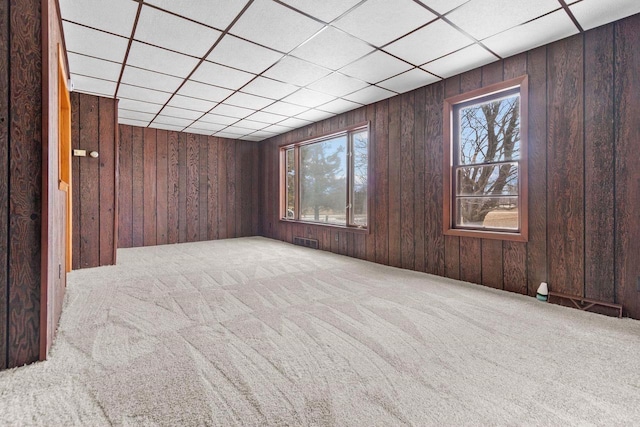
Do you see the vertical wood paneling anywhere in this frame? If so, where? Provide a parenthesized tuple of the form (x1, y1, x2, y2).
(156, 130, 168, 245)
(227, 142, 236, 238)
(143, 128, 157, 246)
(388, 96, 402, 267)
(198, 136, 208, 241)
(98, 97, 115, 265)
(207, 137, 219, 239)
(460, 238, 482, 284)
(547, 35, 584, 296)
(365, 103, 376, 262)
(584, 25, 615, 302)
(217, 140, 228, 239)
(503, 241, 527, 294)
(526, 47, 548, 296)
(614, 15, 640, 319)
(443, 76, 461, 280)
(131, 127, 144, 247)
(72, 93, 83, 258)
(79, 95, 100, 268)
(413, 87, 426, 272)
(400, 92, 415, 270)
(186, 133, 199, 242)
(177, 133, 187, 243)
(117, 125, 132, 248)
(481, 240, 503, 289)
(374, 100, 389, 265)
(0, 0, 8, 368)
(167, 131, 179, 244)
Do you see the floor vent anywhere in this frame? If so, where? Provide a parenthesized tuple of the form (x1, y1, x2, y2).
(293, 236, 319, 249)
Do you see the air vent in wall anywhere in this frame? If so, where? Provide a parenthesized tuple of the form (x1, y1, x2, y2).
(293, 236, 319, 249)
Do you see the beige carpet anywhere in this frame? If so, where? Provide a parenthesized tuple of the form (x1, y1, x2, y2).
(1, 237, 639, 426)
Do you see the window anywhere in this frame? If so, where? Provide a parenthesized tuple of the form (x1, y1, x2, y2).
(281, 124, 369, 229)
(443, 76, 528, 241)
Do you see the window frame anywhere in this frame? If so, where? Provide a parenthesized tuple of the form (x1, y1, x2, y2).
(279, 122, 370, 232)
(443, 75, 528, 242)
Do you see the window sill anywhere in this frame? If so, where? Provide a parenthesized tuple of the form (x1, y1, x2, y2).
(279, 218, 370, 235)
(443, 227, 528, 242)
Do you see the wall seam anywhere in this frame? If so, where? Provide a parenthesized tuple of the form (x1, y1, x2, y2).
(4, 0, 11, 369)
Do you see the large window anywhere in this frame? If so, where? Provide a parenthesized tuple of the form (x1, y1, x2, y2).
(281, 124, 369, 229)
(444, 76, 528, 241)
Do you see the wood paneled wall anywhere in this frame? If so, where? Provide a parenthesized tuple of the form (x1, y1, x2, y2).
(260, 14, 640, 319)
(71, 92, 118, 269)
(118, 125, 259, 248)
(0, 0, 69, 369)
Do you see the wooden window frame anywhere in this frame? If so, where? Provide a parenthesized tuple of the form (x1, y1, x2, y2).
(279, 122, 370, 232)
(443, 75, 528, 242)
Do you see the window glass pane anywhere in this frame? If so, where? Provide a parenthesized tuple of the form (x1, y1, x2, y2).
(456, 196, 519, 230)
(458, 94, 520, 165)
(285, 148, 295, 218)
(351, 130, 368, 226)
(456, 163, 518, 197)
(300, 136, 347, 225)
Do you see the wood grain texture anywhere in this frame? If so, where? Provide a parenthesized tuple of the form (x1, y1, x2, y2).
(8, 0, 42, 366)
(207, 137, 219, 240)
(98, 97, 115, 265)
(156, 130, 168, 245)
(387, 96, 402, 268)
(412, 87, 425, 272)
(614, 15, 640, 319)
(167, 131, 179, 244)
(365, 103, 376, 262)
(178, 133, 187, 243)
(584, 25, 615, 302)
(503, 53, 527, 80)
(227, 141, 237, 238)
(131, 126, 144, 247)
(482, 60, 504, 86)
(0, 0, 7, 368)
(198, 136, 208, 241)
(143, 128, 157, 246)
(459, 237, 481, 284)
(117, 124, 132, 248)
(79, 94, 99, 268)
(481, 240, 503, 289)
(71, 94, 83, 259)
(526, 46, 548, 297)
(400, 92, 415, 270)
(503, 241, 527, 294)
(217, 140, 228, 239)
(186, 133, 199, 242)
(547, 35, 584, 296)
(374, 100, 389, 265)
(443, 76, 461, 280)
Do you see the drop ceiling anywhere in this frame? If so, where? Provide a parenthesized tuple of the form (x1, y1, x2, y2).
(60, 0, 640, 142)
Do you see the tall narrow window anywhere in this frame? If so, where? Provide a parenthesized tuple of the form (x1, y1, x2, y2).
(281, 124, 369, 229)
(444, 76, 528, 241)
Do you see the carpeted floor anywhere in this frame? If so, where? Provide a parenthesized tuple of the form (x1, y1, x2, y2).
(1, 236, 639, 426)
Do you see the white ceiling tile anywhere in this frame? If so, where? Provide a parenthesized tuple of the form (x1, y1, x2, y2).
(343, 85, 396, 104)
(159, 106, 203, 120)
(188, 121, 227, 132)
(278, 0, 362, 23)
(230, 0, 324, 52)
(263, 56, 331, 86)
(246, 111, 288, 124)
(70, 74, 116, 97)
(306, 73, 368, 97)
(262, 123, 295, 134)
(241, 77, 299, 100)
(262, 101, 310, 116)
(117, 98, 163, 114)
(126, 41, 200, 78)
(281, 88, 337, 108)
(317, 98, 361, 114)
(63, 22, 129, 62)
(377, 68, 440, 93)
(206, 35, 284, 74)
(419, 0, 469, 14)
(176, 81, 233, 103)
(483, 10, 578, 58)
(232, 120, 268, 131)
(295, 109, 336, 122)
(60, 0, 138, 36)
(339, 50, 413, 84)
(119, 117, 150, 127)
(446, 0, 560, 41)
(153, 115, 193, 127)
(121, 66, 183, 93)
(183, 127, 213, 136)
(67, 53, 122, 82)
(277, 117, 312, 129)
(166, 95, 218, 112)
(216, 128, 250, 137)
(385, 19, 473, 66)
(334, 0, 437, 47)
(570, 0, 640, 31)
(225, 92, 274, 110)
(150, 122, 185, 131)
(144, 0, 247, 30)
(118, 84, 172, 105)
(249, 130, 278, 138)
(240, 135, 265, 142)
(201, 114, 239, 126)
(421, 44, 497, 78)
(291, 27, 375, 70)
(118, 109, 157, 122)
(210, 103, 254, 119)
(135, 5, 222, 57)
(191, 61, 256, 90)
